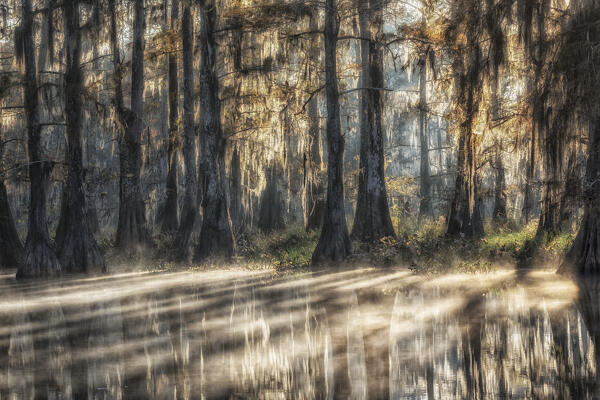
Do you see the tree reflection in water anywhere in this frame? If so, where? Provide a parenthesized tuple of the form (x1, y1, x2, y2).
(0, 268, 597, 399)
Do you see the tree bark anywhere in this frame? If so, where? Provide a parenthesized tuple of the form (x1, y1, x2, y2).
(312, 0, 352, 263)
(114, 0, 150, 253)
(175, 0, 198, 260)
(161, 0, 180, 234)
(446, 22, 484, 239)
(492, 140, 507, 223)
(56, 0, 105, 273)
(0, 180, 23, 268)
(351, 0, 396, 243)
(195, 0, 235, 261)
(302, 12, 326, 232)
(560, 115, 600, 274)
(229, 146, 244, 233)
(417, 47, 432, 220)
(17, 0, 62, 278)
(258, 163, 285, 233)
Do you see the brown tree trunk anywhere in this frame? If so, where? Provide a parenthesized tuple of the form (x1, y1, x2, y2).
(418, 48, 432, 220)
(446, 22, 484, 239)
(17, 0, 62, 278)
(560, 115, 600, 274)
(114, 0, 150, 253)
(493, 140, 507, 223)
(303, 12, 325, 232)
(56, 0, 105, 273)
(195, 0, 235, 261)
(258, 163, 285, 233)
(161, 0, 180, 234)
(175, 0, 198, 260)
(351, 0, 395, 243)
(312, 0, 352, 263)
(0, 180, 23, 268)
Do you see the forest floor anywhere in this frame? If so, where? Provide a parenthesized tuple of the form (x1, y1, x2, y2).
(101, 218, 576, 276)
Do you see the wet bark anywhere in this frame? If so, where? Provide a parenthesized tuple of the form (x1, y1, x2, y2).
(175, 1, 198, 260)
(312, 0, 352, 263)
(302, 12, 325, 232)
(0, 180, 23, 268)
(17, 0, 62, 278)
(560, 115, 600, 274)
(161, 0, 180, 234)
(418, 48, 432, 220)
(195, 0, 235, 261)
(56, 0, 105, 273)
(352, 0, 396, 243)
(114, 0, 150, 253)
(492, 140, 507, 223)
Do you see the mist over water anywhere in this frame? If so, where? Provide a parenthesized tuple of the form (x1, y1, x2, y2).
(0, 267, 597, 399)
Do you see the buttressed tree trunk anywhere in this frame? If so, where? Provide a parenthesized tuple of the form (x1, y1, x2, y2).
(302, 11, 325, 232)
(16, 0, 62, 278)
(312, 0, 352, 263)
(351, 0, 396, 243)
(561, 114, 600, 274)
(195, 0, 235, 260)
(446, 29, 484, 239)
(175, 0, 198, 260)
(115, 0, 150, 253)
(56, 0, 105, 273)
(161, 0, 180, 234)
(0, 179, 23, 268)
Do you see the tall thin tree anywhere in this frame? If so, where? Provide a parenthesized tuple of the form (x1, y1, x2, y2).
(56, 0, 105, 272)
(312, 0, 352, 263)
(16, 0, 62, 278)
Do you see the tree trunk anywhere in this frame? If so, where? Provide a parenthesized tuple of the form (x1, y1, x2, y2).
(560, 115, 600, 274)
(258, 163, 285, 233)
(351, 0, 396, 243)
(17, 0, 62, 278)
(114, 0, 150, 253)
(0, 180, 23, 268)
(492, 140, 507, 223)
(446, 25, 484, 239)
(303, 12, 325, 232)
(195, 0, 235, 261)
(160, 0, 180, 234)
(418, 49, 432, 220)
(56, 0, 105, 273)
(175, 1, 198, 260)
(312, 0, 352, 263)
(229, 146, 244, 233)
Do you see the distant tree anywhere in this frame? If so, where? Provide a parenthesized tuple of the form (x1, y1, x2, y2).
(195, 0, 235, 260)
(112, 0, 150, 253)
(161, 0, 180, 234)
(312, 0, 352, 263)
(56, 0, 106, 272)
(16, 0, 62, 278)
(175, 0, 198, 259)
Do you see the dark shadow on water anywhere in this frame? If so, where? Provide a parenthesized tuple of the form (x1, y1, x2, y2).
(0, 266, 597, 399)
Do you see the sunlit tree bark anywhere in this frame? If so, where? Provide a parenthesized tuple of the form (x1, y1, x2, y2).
(56, 0, 105, 273)
(161, 0, 180, 234)
(113, 0, 150, 253)
(16, 0, 62, 278)
(175, 0, 198, 259)
(303, 11, 325, 232)
(312, 0, 352, 263)
(195, 0, 235, 260)
(351, 0, 395, 243)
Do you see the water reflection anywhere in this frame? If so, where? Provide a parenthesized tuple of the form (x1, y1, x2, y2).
(0, 268, 597, 398)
